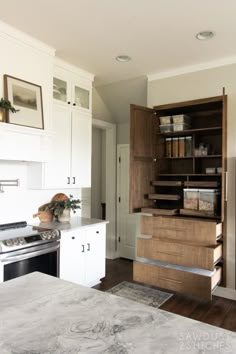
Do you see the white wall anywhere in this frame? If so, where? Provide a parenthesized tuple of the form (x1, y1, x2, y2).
(148, 64, 236, 289)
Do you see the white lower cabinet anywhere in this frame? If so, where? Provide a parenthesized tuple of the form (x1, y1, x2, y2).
(60, 224, 106, 287)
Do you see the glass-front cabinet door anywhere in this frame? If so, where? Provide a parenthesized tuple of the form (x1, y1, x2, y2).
(73, 84, 90, 110)
(53, 77, 69, 104)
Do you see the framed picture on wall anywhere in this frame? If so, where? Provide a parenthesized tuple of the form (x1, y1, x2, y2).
(4, 75, 44, 129)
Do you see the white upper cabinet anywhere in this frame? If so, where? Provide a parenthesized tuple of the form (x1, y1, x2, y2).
(28, 58, 94, 189)
(53, 59, 93, 113)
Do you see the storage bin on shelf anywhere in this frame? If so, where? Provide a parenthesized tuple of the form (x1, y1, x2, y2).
(172, 114, 191, 125)
(160, 124, 173, 133)
(159, 116, 172, 125)
(199, 189, 219, 216)
(173, 123, 190, 131)
(183, 189, 199, 210)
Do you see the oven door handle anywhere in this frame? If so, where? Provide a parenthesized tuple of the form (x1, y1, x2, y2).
(0, 244, 60, 264)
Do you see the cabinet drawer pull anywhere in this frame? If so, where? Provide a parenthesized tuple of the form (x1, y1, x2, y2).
(159, 276, 183, 284)
(67, 177, 70, 184)
(81, 244, 85, 253)
(87, 243, 90, 251)
(73, 177, 76, 184)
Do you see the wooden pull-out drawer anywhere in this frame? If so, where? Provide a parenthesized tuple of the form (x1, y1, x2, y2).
(137, 238, 222, 271)
(133, 261, 222, 301)
(141, 215, 222, 245)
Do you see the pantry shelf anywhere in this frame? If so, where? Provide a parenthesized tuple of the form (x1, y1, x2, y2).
(180, 208, 221, 220)
(141, 208, 179, 216)
(148, 194, 181, 201)
(152, 181, 183, 187)
(159, 126, 222, 137)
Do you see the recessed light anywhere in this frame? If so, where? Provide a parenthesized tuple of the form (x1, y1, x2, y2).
(196, 31, 215, 40)
(115, 55, 131, 62)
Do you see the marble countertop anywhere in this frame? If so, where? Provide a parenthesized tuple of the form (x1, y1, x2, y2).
(0, 272, 236, 354)
(34, 216, 109, 232)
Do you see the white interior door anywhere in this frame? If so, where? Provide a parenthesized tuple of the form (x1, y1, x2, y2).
(117, 144, 136, 260)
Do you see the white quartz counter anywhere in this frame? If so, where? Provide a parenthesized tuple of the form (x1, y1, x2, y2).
(35, 216, 109, 232)
(0, 272, 235, 353)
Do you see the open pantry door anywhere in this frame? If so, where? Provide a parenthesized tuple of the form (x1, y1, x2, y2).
(129, 104, 158, 213)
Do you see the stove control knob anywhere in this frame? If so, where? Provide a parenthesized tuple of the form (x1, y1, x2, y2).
(13, 239, 19, 245)
(6, 239, 13, 246)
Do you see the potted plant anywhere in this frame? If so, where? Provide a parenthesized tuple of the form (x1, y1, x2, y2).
(34, 194, 81, 223)
(0, 98, 19, 122)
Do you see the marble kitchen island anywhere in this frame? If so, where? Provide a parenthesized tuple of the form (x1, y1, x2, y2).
(0, 272, 236, 354)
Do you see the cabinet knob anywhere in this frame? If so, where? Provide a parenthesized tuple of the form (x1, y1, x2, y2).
(72, 236, 75, 240)
(96, 231, 99, 234)
(67, 101, 71, 104)
(153, 158, 157, 162)
(73, 103, 76, 106)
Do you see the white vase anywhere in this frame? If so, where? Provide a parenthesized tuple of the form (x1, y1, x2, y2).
(58, 209, 70, 223)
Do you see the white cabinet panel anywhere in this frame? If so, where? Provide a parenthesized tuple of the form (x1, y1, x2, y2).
(85, 224, 106, 285)
(45, 104, 71, 188)
(59, 224, 106, 287)
(60, 229, 86, 285)
(71, 112, 91, 188)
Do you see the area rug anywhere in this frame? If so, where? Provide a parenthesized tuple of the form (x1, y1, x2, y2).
(107, 281, 173, 308)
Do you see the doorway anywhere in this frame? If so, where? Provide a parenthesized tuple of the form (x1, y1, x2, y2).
(92, 119, 117, 259)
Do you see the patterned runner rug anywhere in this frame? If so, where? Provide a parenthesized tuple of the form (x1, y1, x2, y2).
(107, 281, 173, 308)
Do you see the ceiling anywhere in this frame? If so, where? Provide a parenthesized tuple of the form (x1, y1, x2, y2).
(1, 0, 236, 86)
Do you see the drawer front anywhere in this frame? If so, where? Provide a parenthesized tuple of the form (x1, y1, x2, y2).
(141, 215, 222, 245)
(137, 238, 222, 271)
(133, 261, 222, 300)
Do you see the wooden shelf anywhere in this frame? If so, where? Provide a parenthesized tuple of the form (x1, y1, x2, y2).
(159, 126, 222, 137)
(184, 181, 219, 188)
(152, 180, 182, 187)
(162, 155, 222, 160)
(180, 208, 221, 220)
(148, 194, 180, 201)
(141, 208, 179, 216)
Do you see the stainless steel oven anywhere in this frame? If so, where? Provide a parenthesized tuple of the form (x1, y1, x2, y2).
(0, 221, 60, 282)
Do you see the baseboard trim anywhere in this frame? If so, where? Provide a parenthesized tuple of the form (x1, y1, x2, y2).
(213, 286, 236, 301)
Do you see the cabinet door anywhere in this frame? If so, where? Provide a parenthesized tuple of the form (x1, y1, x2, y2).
(71, 111, 91, 188)
(84, 224, 106, 286)
(72, 82, 90, 111)
(53, 76, 70, 105)
(45, 104, 72, 188)
(129, 104, 157, 213)
(60, 230, 86, 285)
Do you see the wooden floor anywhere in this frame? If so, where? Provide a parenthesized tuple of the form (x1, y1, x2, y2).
(95, 258, 236, 333)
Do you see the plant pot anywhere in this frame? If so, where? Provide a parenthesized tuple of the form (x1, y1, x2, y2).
(58, 209, 71, 223)
(0, 108, 6, 122)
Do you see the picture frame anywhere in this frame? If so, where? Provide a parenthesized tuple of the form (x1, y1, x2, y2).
(4, 75, 44, 129)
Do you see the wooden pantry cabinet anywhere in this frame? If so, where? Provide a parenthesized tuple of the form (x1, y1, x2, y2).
(130, 95, 227, 300)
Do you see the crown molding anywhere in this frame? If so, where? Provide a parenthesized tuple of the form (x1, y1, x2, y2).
(0, 20, 55, 57)
(147, 56, 236, 82)
(54, 57, 94, 82)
